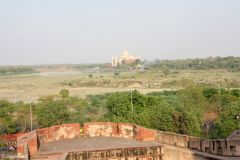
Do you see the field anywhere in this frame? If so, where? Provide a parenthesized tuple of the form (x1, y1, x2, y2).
(0, 69, 239, 102)
(0, 71, 168, 102)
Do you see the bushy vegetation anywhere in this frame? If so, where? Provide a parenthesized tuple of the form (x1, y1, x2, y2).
(0, 66, 36, 76)
(0, 86, 239, 139)
(147, 56, 240, 71)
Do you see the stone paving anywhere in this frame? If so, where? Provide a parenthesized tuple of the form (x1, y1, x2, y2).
(33, 137, 239, 160)
(38, 137, 161, 155)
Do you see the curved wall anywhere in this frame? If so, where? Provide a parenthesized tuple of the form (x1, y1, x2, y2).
(13, 122, 240, 158)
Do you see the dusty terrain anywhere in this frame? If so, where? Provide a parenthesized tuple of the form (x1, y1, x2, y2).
(0, 69, 239, 102)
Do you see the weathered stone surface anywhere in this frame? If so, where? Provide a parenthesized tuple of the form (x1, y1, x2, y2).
(0, 132, 26, 146)
(84, 122, 118, 137)
(118, 123, 134, 139)
(3, 122, 238, 159)
(201, 140, 211, 152)
(17, 131, 38, 158)
(38, 137, 162, 154)
(227, 130, 240, 140)
(157, 130, 193, 148)
(37, 123, 80, 143)
(134, 125, 156, 141)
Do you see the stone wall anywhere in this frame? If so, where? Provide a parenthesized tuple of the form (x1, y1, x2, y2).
(0, 133, 26, 146)
(134, 125, 157, 141)
(36, 123, 80, 143)
(84, 122, 135, 139)
(17, 131, 38, 158)
(66, 146, 163, 160)
(118, 123, 135, 139)
(5, 122, 239, 158)
(83, 122, 118, 137)
(83, 122, 240, 157)
(156, 130, 199, 148)
(189, 138, 240, 156)
(15, 123, 80, 158)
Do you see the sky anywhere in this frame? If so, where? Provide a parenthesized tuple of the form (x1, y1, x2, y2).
(0, 0, 240, 65)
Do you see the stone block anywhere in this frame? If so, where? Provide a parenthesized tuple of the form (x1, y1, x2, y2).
(84, 122, 118, 137)
(134, 125, 156, 141)
(117, 123, 134, 139)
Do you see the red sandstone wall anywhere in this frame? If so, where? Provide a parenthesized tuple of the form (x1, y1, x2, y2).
(0, 133, 26, 146)
(157, 131, 192, 148)
(134, 125, 157, 141)
(17, 131, 38, 158)
(189, 138, 240, 156)
(84, 122, 119, 137)
(84, 122, 157, 141)
(10, 122, 239, 158)
(84, 122, 137, 139)
(36, 123, 80, 143)
(117, 123, 134, 139)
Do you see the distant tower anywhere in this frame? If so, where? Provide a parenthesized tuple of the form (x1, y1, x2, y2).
(112, 56, 118, 67)
(111, 56, 114, 66)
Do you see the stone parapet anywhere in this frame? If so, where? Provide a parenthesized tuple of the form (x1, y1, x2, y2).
(1, 122, 238, 158)
(36, 123, 80, 143)
(17, 131, 38, 158)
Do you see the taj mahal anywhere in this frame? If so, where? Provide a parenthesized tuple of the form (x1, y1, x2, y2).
(111, 51, 142, 67)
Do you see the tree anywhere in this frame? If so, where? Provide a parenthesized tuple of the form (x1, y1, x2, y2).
(175, 86, 205, 136)
(60, 89, 69, 99)
(105, 92, 132, 122)
(203, 112, 218, 138)
(0, 101, 16, 134)
(215, 100, 240, 138)
(176, 105, 202, 136)
(130, 90, 147, 114)
(163, 69, 170, 76)
(14, 102, 32, 132)
(88, 74, 93, 78)
(36, 100, 70, 127)
(148, 103, 175, 132)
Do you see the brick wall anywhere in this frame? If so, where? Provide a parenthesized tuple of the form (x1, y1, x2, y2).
(117, 123, 134, 139)
(17, 131, 38, 158)
(36, 123, 80, 143)
(16, 123, 80, 158)
(4, 122, 238, 158)
(189, 139, 240, 156)
(0, 133, 26, 146)
(157, 131, 195, 148)
(134, 125, 157, 141)
(84, 122, 118, 137)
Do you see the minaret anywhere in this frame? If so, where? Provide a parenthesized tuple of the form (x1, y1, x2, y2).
(115, 56, 118, 66)
(112, 56, 114, 67)
(112, 55, 118, 67)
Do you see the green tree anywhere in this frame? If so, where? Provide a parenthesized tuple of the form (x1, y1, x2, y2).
(36, 100, 71, 127)
(176, 105, 202, 136)
(88, 74, 93, 78)
(65, 97, 89, 124)
(106, 92, 132, 122)
(60, 89, 69, 99)
(148, 103, 175, 132)
(215, 100, 240, 138)
(175, 85, 204, 136)
(0, 101, 16, 134)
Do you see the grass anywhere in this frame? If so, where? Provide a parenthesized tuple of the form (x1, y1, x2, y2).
(0, 69, 239, 102)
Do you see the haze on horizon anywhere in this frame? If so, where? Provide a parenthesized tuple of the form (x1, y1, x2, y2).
(0, 0, 240, 65)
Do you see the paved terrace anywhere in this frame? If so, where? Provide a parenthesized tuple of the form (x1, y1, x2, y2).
(38, 137, 161, 155)
(35, 137, 239, 160)
(34, 137, 162, 160)
(16, 123, 240, 160)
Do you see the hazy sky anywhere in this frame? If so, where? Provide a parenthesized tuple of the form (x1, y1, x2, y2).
(0, 0, 240, 65)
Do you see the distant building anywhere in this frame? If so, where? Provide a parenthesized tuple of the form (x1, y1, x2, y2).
(111, 51, 142, 67)
(111, 56, 118, 67)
